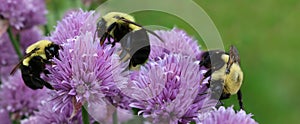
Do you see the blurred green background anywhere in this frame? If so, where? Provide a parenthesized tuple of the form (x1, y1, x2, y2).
(46, 0, 300, 123)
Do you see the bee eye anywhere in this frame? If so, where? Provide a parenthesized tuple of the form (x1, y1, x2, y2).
(49, 47, 55, 52)
(114, 16, 121, 19)
(226, 68, 230, 74)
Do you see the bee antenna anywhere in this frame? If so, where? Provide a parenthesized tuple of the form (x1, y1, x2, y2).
(93, 25, 99, 43)
(144, 29, 165, 43)
(116, 17, 165, 43)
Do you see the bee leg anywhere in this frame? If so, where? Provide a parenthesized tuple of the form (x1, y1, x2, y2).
(199, 51, 212, 68)
(206, 82, 210, 88)
(216, 100, 224, 108)
(44, 59, 56, 65)
(33, 75, 54, 90)
(220, 93, 231, 100)
(100, 22, 117, 46)
(215, 93, 230, 109)
(200, 68, 212, 85)
(100, 32, 109, 46)
(43, 70, 51, 77)
(198, 84, 210, 96)
(237, 90, 244, 110)
(42, 81, 54, 90)
(36, 77, 53, 90)
(111, 40, 116, 47)
(55, 53, 61, 61)
(206, 78, 211, 88)
(204, 69, 212, 78)
(106, 35, 113, 45)
(202, 69, 212, 84)
(106, 35, 117, 47)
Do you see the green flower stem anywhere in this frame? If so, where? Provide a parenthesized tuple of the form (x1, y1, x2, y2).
(113, 110, 118, 124)
(7, 27, 22, 59)
(16, 33, 20, 43)
(82, 106, 90, 124)
(12, 120, 19, 124)
(44, 25, 50, 36)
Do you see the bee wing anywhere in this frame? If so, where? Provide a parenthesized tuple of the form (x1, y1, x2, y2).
(229, 45, 240, 64)
(117, 17, 164, 43)
(119, 48, 131, 63)
(119, 29, 150, 70)
(144, 28, 165, 43)
(10, 61, 23, 75)
(10, 48, 40, 75)
(225, 45, 240, 74)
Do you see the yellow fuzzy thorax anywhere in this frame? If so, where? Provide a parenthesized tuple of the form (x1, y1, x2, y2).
(211, 54, 243, 95)
(224, 63, 243, 94)
(103, 12, 142, 31)
(23, 40, 53, 66)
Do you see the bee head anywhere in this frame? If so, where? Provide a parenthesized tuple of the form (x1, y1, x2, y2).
(45, 44, 60, 60)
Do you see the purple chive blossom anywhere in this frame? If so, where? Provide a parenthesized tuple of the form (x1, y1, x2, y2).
(127, 54, 208, 123)
(200, 106, 258, 124)
(149, 28, 202, 60)
(0, 110, 11, 124)
(0, 34, 18, 71)
(115, 107, 134, 123)
(0, 0, 47, 29)
(88, 102, 133, 123)
(18, 27, 44, 49)
(0, 70, 48, 119)
(47, 31, 125, 115)
(50, 9, 99, 44)
(20, 98, 82, 124)
(22, 100, 132, 124)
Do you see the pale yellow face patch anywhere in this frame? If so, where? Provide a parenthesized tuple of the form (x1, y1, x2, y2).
(221, 54, 229, 63)
(23, 40, 53, 66)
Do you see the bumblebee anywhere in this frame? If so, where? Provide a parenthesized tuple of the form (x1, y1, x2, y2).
(94, 12, 163, 69)
(10, 40, 60, 90)
(200, 45, 244, 109)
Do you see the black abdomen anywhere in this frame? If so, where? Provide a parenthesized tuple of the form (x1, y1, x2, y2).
(130, 45, 150, 67)
(119, 29, 150, 69)
(21, 56, 53, 89)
